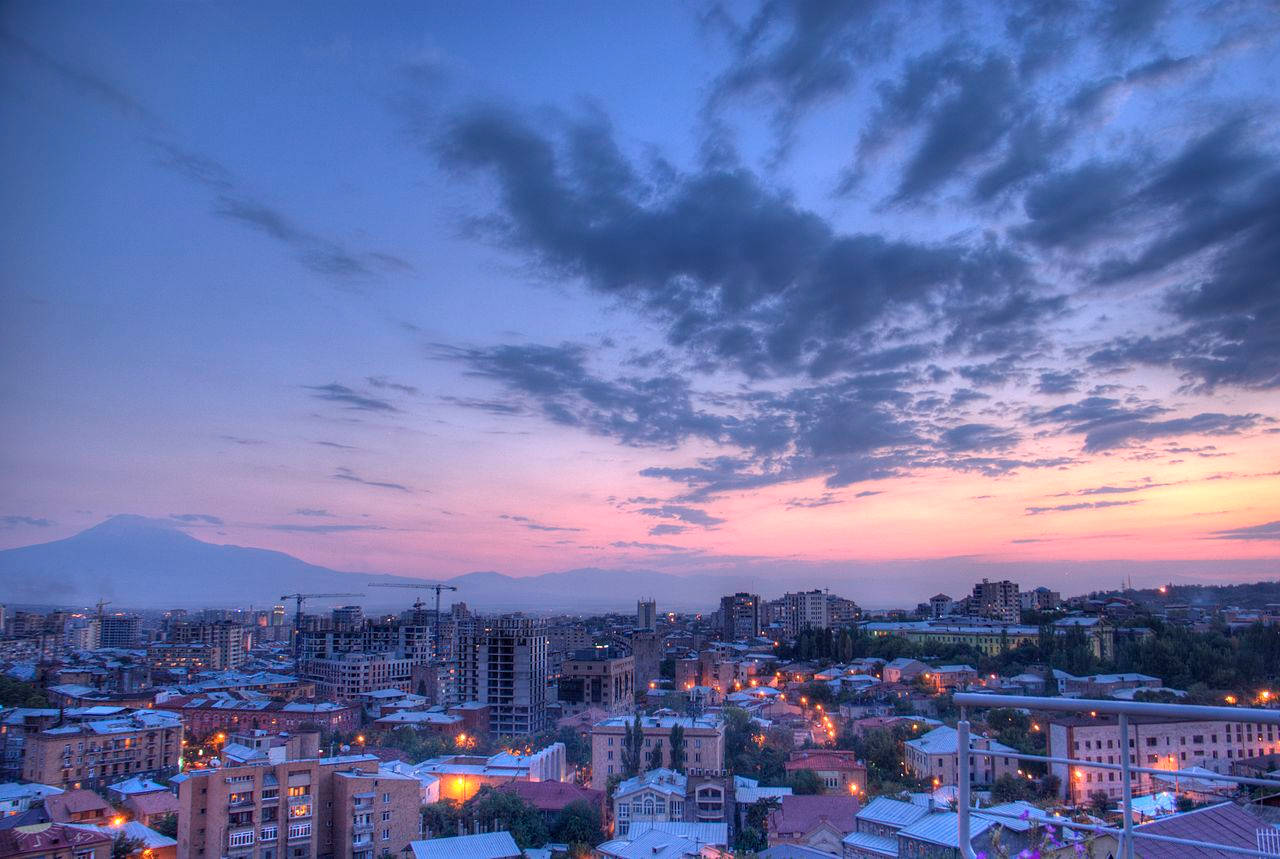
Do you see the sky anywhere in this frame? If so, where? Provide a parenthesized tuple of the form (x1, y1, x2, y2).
(1, 0, 1278, 603)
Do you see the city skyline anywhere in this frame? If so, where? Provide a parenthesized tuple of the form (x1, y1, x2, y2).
(2, 1, 1279, 596)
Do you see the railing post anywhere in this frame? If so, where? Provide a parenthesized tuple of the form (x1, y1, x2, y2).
(958, 718, 974, 859)
(1119, 713, 1135, 859)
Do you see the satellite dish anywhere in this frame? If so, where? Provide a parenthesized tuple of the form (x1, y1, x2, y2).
(340, 744, 351, 753)
(209, 759, 221, 768)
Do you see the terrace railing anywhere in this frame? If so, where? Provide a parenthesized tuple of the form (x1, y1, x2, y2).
(952, 692, 1280, 859)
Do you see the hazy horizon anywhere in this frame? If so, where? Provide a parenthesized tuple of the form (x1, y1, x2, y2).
(2, 2, 1278, 598)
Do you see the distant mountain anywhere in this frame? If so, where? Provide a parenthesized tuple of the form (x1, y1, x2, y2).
(0, 515, 760, 612)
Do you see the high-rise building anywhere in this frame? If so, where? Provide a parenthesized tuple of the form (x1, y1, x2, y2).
(636, 599, 657, 632)
(779, 590, 830, 635)
(332, 605, 364, 631)
(271, 604, 286, 626)
(97, 614, 140, 648)
(719, 593, 761, 641)
(455, 615, 549, 737)
(166, 620, 247, 669)
(631, 630, 661, 692)
(969, 579, 1021, 623)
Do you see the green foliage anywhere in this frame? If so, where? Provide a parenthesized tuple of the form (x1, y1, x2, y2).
(991, 773, 1036, 803)
(552, 800, 604, 850)
(463, 786, 548, 848)
(621, 714, 644, 778)
(0, 675, 49, 708)
(111, 833, 144, 859)
(1088, 790, 1112, 817)
(382, 726, 452, 762)
(788, 768, 822, 795)
(150, 813, 178, 838)
(420, 801, 461, 838)
(647, 740, 664, 770)
(556, 726, 592, 768)
(723, 707, 791, 784)
(734, 824, 768, 853)
(668, 723, 686, 773)
(849, 727, 906, 789)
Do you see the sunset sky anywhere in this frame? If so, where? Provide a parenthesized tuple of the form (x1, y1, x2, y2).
(2, 1, 1278, 602)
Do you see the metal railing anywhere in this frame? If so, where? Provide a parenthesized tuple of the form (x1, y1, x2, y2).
(953, 692, 1280, 859)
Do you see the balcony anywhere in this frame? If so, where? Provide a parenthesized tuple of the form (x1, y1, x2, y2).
(952, 692, 1280, 859)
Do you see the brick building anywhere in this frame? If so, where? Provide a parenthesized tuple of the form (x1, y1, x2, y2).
(156, 695, 359, 737)
(21, 709, 182, 791)
(590, 715, 725, 790)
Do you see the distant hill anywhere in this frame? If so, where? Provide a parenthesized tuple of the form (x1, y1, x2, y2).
(0, 515, 760, 612)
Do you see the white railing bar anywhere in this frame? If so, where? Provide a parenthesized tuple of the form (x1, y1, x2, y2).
(964, 747, 1280, 788)
(968, 805, 1279, 858)
(958, 718, 974, 859)
(1119, 712, 1135, 859)
(953, 692, 1280, 724)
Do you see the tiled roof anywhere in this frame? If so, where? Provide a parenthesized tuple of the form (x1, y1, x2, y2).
(767, 794, 859, 836)
(0, 822, 112, 855)
(494, 779, 602, 812)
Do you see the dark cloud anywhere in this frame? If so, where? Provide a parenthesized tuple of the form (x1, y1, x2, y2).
(649, 523, 688, 536)
(264, 523, 385, 534)
(0, 515, 54, 528)
(705, 0, 894, 153)
(293, 508, 333, 517)
(1026, 499, 1141, 515)
(314, 440, 360, 450)
(433, 107, 1056, 380)
(1078, 412, 1263, 453)
(366, 376, 420, 396)
(0, 30, 154, 121)
(1036, 370, 1083, 395)
(332, 467, 412, 493)
(637, 505, 726, 527)
(785, 493, 844, 509)
(1075, 483, 1165, 495)
(304, 383, 400, 413)
(170, 513, 224, 525)
(219, 434, 265, 446)
(499, 514, 584, 533)
(610, 540, 693, 552)
(854, 45, 1029, 201)
(1209, 520, 1280, 540)
(940, 423, 1021, 452)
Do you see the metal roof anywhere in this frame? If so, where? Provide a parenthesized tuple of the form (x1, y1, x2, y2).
(856, 797, 929, 828)
(410, 831, 520, 859)
(896, 811, 994, 847)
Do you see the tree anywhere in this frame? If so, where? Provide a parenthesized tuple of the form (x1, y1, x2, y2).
(552, 800, 604, 851)
(788, 768, 822, 795)
(1088, 790, 1113, 817)
(991, 773, 1035, 803)
(668, 724, 686, 773)
(0, 676, 49, 708)
(464, 787, 548, 848)
(556, 726, 592, 769)
(151, 813, 178, 838)
(647, 740, 664, 770)
(621, 714, 644, 778)
(111, 833, 144, 859)
(420, 801, 461, 838)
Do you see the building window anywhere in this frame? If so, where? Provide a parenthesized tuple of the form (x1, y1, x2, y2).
(382, 829, 390, 841)
(261, 827, 278, 841)
(287, 822, 311, 840)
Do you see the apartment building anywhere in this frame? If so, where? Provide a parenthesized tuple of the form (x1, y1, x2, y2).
(98, 614, 141, 648)
(718, 593, 762, 641)
(165, 620, 247, 669)
(147, 641, 222, 672)
(455, 616, 549, 737)
(968, 579, 1021, 624)
(411, 743, 568, 802)
(557, 646, 635, 715)
(156, 694, 360, 736)
(175, 737, 420, 859)
(301, 651, 420, 700)
(1048, 715, 1280, 805)
(904, 726, 1019, 787)
(21, 709, 182, 790)
(590, 714, 726, 790)
(778, 590, 831, 635)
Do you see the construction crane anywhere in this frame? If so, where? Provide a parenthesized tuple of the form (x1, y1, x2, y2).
(280, 592, 364, 661)
(367, 582, 457, 658)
